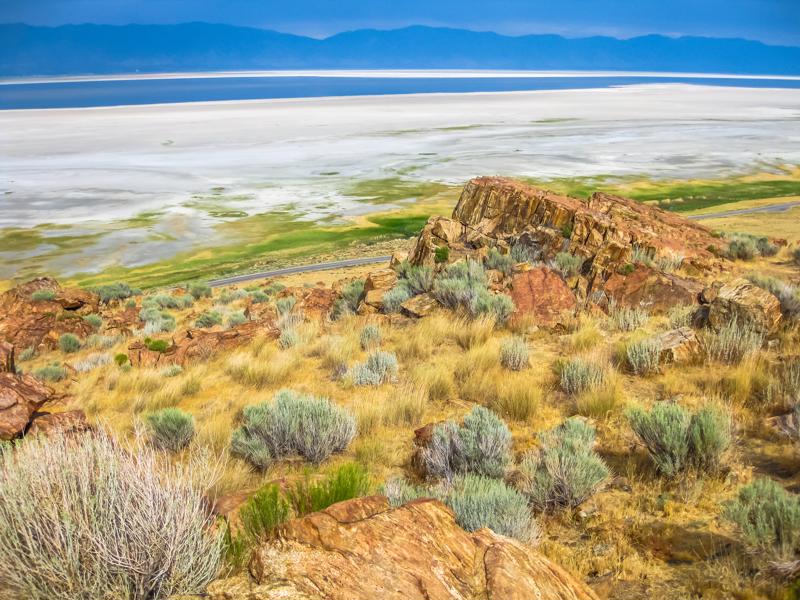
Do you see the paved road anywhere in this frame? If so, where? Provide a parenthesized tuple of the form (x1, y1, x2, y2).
(206, 199, 799, 287)
(688, 199, 800, 221)
(207, 255, 392, 287)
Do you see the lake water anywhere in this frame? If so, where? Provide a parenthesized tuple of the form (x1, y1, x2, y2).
(2, 73, 800, 109)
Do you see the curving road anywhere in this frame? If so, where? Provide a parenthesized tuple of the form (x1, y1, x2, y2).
(208, 255, 392, 287)
(206, 199, 799, 287)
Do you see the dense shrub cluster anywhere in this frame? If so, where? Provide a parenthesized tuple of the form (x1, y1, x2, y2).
(510, 242, 536, 265)
(83, 313, 103, 330)
(149, 293, 194, 310)
(724, 478, 800, 559)
(382, 284, 412, 313)
(146, 408, 195, 452)
(188, 282, 212, 300)
(195, 310, 223, 329)
(627, 403, 731, 477)
(421, 406, 511, 480)
(484, 248, 514, 276)
(726, 232, 778, 260)
(625, 337, 662, 375)
(500, 336, 529, 371)
(553, 252, 583, 277)
(231, 389, 357, 468)
(559, 358, 607, 395)
(227, 311, 248, 327)
(703, 318, 764, 364)
(518, 418, 609, 511)
(73, 353, 111, 373)
(609, 303, 649, 331)
(57, 333, 81, 353)
(139, 305, 176, 333)
(351, 350, 399, 385)
(747, 274, 800, 320)
(331, 280, 365, 320)
(34, 363, 67, 382)
(30, 289, 56, 301)
(359, 324, 381, 350)
(218, 289, 248, 305)
(668, 304, 695, 329)
(93, 282, 140, 303)
(0, 433, 221, 600)
(432, 260, 514, 323)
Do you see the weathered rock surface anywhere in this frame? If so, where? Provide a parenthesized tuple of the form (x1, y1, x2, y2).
(400, 293, 439, 318)
(276, 287, 337, 321)
(27, 410, 92, 437)
(207, 496, 598, 600)
(707, 278, 783, 334)
(408, 177, 726, 309)
(510, 266, 577, 327)
(0, 372, 56, 440)
(360, 268, 398, 311)
(0, 277, 99, 350)
(653, 327, 703, 365)
(128, 320, 278, 367)
(0, 342, 14, 373)
(601, 264, 703, 313)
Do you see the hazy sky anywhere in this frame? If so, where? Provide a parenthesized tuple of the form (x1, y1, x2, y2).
(2, 0, 799, 45)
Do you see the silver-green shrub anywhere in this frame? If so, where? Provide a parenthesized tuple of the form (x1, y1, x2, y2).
(553, 252, 583, 277)
(331, 280, 365, 320)
(559, 358, 607, 395)
(83, 314, 103, 330)
(484, 248, 514, 276)
(231, 389, 357, 467)
(0, 433, 222, 600)
(421, 406, 511, 480)
(404, 265, 435, 295)
(188, 282, 212, 300)
(57, 333, 81, 353)
(350, 350, 398, 386)
(74, 353, 111, 373)
(500, 336, 529, 371)
(146, 408, 195, 452)
(724, 477, 800, 559)
(518, 418, 609, 511)
(626, 337, 662, 375)
(195, 310, 223, 329)
(609, 302, 649, 331)
(382, 282, 412, 313)
(668, 304, 695, 329)
(747, 274, 800, 320)
(227, 310, 248, 328)
(704, 317, 764, 364)
(359, 324, 381, 350)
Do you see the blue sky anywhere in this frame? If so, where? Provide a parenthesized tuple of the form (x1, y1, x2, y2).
(2, 0, 799, 45)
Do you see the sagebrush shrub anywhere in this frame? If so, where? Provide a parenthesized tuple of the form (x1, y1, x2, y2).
(146, 408, 195, 452)
(484, 248, 514, 276)
(83, 314, 103, 330)
(553, 252, 583, 277)
(432, 260, 514, 324)
(227, 311, 247, 327)
(351, 350, 398, 386)
(218, 289, 247, 305)
(724, 478, 800, 559)
(74, 353, 111, 373)
(231, 389, 357, 467)
(403, 265, 435, 295)
(627, 403, 730, 477)
(276, 296, 296, 315)
(94, 282, 140, 303)
(278, 328, 299, 349)
(510, 242, 536, 264)
(34, 363, 66, 382)
(360, 324, 381, 350)
(747, 274, 800, 320)
(559, 358, 606, 395)
(331, 280, 365, 320)
(151, 293, 194, 310)
(382, 282, 412, 313)
(30, 289, 56, 301)
(422, 406, 511, 480)
(248, 290, 269, 304)
(188, 282, 212, 300)
(161, 364, 183, 377)
(500, 336, 529, 371)
(58, 333, 81, 353)
(668, 304, 695, 329)
(0, 433, 221, 600)
(518, 418, 609, 511)
(289, 462, 371, 516)
(704, 318, 764, 364)
(195, 311, 223, 328)
(610, 303, 649, 331)
(626, 337, 662, 375)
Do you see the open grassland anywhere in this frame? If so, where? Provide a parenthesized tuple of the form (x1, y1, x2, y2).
(20, 242, 800, 600)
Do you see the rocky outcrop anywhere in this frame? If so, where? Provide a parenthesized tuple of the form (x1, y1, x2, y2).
(27, 410, 92, 437)
(652, 327, 703, 365)
(707, 278, 783, 334)
(400, 293, 439, 318)
(0, 372, 56, 440)
(601, 264, 703, 313)
(0, 342, 14, 373)
(207, 496, 598, 600)
(510, 266, 577, 327)
(128, 320, 279, 368)
(0, 277, 99, 350)
(275, 287, 337, 321)
(357, 268, 398, 312)
(408, 178, 727, 311)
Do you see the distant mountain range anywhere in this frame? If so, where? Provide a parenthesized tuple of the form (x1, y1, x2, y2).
(2, 23, 800, 76)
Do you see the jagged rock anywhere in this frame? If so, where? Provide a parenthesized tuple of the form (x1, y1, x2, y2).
(601, 264, 703, 314)
(104, 306, 141, 337)
(0, 372, 56, 440)
(408, 216, 464, 266)
(0, 342, 14, 373)
(128, 320, 278, 368)
(360, 268, 398, 311)
(400, 293, 439, 318)
(27, 410, 92, 437)
(707, 278, 783, 334)
(510, 267, 576, 328)
(0, 277, 99, 350)
(389, 251, 409, 269)
(652, 327, 703, 365)
(207, 496, 598, 600)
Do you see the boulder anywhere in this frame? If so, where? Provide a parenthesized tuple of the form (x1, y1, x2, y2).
(389, 251, 409, 269)
(0, 277, 99, 350)
(707, 278, 783, 334)
(276, 287, 337, 321)
(600, 264, 703, 314)
(408, 216, 464, 266)
(400, 293, 439, 318)
(360, 268, 398, 311)
(0, 342, 14, 373)
(652, 327, 703, 365)
(27, 410, 92, 437)
(0, 372, 56, 440)
(510, 267, 576, 328)
(207, 496, 598, 600)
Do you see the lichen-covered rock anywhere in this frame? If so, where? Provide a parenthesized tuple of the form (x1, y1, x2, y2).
(400, 293, 439, 318)
(207, 496, 598, 600)
(359, 268, 398, 311)
(652, 327, 703, 365)
(510, 266, 576, 327)
(27, 410, 92, 437)
(275, 286, 338, 321)
(0, 372, 56, 440)
(707, 278, 783, 334)
(601, 264, 703, 314)
(0, 342, 14, 373)
(0, 277, 99, 350)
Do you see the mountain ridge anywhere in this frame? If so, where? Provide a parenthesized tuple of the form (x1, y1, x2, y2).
(2, 22, 800, 76)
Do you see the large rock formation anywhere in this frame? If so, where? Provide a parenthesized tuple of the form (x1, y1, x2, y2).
(408, 178, 727, 313)
(0, 277, 99, 350)
(0, 372, 57, 440)
(510, 266, 577, 327)
(207, 496, 598, 600)
(707, 278, 783, 334)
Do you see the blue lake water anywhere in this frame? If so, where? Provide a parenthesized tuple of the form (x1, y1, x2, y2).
(2, 74, 800, 109)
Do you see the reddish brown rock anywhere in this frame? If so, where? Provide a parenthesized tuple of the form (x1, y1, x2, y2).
(400, 293, 439, 318)
(0, 277, 99, 350)
(360, 268, 399, 311)
(408, 216, 465, 266)
(652, 327, 703, 365)
(707, 278, 783, 334)
(601, 264, 703, 314)
(104, 306, 141, 337)
(128, 320, 279, 368)
(0, 372, 56, 440)
(0, 342, 14, 373)
(277, 286, 338, 321)
(207, 496, 598, 600)
(510, 266, 577, 328)
(27, 410, 92, 437)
